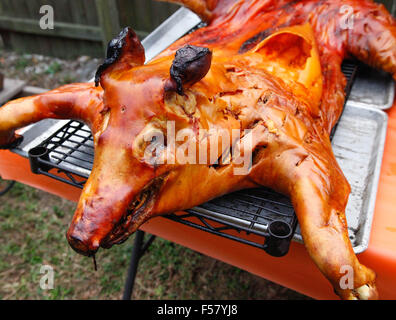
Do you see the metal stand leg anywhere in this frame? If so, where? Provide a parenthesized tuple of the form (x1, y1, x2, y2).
(0, 180, 15, 197)
(122, 230, 156, 300)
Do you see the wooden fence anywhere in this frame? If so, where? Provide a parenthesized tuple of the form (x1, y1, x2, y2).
(0, 0, 179, 58)
(383, 0, 396, 14)
(0, 0, 394, 59)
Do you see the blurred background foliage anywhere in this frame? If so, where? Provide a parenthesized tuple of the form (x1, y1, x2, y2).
(0, 0, 179, 58)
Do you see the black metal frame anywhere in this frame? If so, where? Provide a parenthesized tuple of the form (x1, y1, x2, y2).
(122, 230, 157, 300)
(0, 179, 15, 196)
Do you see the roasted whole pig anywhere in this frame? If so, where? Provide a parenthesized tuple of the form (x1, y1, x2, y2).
(1, 0, 395, 300)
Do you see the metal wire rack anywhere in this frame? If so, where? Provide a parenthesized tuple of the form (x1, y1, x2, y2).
(26, 61, 358, 258)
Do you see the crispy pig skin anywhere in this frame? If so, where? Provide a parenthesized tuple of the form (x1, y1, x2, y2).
(1, 0, 395, 299)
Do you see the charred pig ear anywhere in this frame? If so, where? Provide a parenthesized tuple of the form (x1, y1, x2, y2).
(166, 45, 212, 95)
(95, 27, 145, 87)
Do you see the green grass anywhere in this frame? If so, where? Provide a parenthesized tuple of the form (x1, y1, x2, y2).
(0, 180, 309, 300)
(14, 57, 30, 70)
(45, 62, 63, 75)
(59, 74, 77, 85)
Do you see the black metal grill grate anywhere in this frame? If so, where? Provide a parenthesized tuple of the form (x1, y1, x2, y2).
(45, 121, 94, 171)
(27, 61, 358, 257)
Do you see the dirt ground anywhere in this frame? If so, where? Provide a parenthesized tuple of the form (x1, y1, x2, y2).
(0, 49, 100, 89)
(0, 48, 311, 300)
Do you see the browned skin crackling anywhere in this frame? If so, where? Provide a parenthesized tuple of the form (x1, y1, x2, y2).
(0, 0, 395, 300)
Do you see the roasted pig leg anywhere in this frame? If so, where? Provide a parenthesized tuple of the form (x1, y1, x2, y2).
(1, 0, 395, 300)
(0, 83, 104, 148)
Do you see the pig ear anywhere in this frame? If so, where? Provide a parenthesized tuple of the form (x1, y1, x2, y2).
(95, 27, 145, 87)
(165, 45, 212, 95)
(251, 23, 323, 116)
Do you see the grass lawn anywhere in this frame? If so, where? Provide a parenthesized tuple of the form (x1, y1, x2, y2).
(0, 179, 309, 300)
